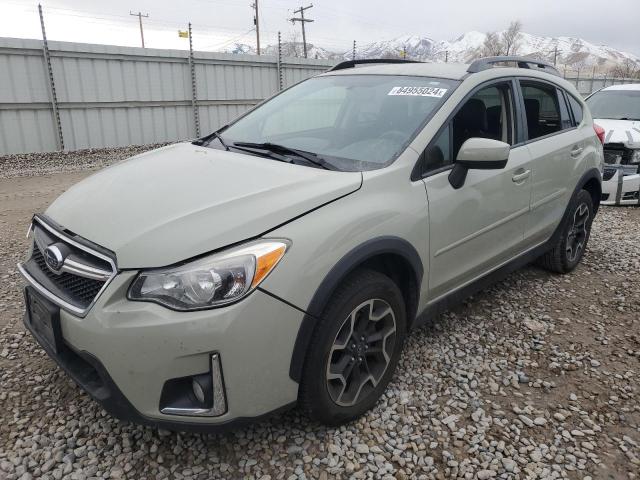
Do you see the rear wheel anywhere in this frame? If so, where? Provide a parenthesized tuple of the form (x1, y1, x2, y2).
(299, 270, 406, 426)
(537, 189, 594, 273)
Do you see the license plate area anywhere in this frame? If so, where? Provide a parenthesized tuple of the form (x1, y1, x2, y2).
(24, 287, 64, 354)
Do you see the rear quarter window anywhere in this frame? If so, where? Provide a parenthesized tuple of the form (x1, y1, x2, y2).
(567, 95, 584, 125)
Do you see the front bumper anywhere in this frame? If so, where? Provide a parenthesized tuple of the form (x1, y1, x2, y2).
(22, 270, 304, 431)
(601, 165, 640, 206)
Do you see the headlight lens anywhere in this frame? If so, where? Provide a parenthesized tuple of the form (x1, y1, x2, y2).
(631, 149, 640, 164)
(128, 240, 289, 310)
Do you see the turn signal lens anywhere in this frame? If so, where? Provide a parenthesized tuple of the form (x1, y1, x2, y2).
(252, 244, 287, 288)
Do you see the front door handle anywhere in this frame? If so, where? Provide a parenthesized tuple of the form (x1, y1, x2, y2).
(570, 146, 584, 157)
(512, 169, 531, 183)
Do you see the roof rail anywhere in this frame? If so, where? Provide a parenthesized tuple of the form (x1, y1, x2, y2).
(467, 56, 560, 77)
(328, 58, 423, 72)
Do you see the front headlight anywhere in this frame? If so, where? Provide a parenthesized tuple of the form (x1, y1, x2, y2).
(631, 149, 640, 164)
(128, 239, 289, 310)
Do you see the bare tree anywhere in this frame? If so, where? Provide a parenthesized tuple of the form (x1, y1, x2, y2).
(282, 32, 304, 58)
(481, 32, 504, 57)
(610, 58, 640, 79)
(501, 20, 522, 56)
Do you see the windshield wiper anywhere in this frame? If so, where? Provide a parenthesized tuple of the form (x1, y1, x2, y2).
(208, 131, 230, 150)
(232, 142, 334, 170)
(192, 128, 230, 150)
(229, 144, 294, 164)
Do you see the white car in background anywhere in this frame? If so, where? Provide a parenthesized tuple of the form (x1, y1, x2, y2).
(585, 84, 640, 205)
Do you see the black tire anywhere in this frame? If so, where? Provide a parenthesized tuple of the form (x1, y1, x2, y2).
(537, 189, 594, 274)
(299, 269, 406, 426)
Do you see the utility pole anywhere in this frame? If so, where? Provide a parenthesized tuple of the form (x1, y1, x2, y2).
(290, 4, 313, 58)
(130, 11, 149, 48)
(553, 45, 558, 66)
(352, 40, 356, 61)
(445, 50, 448, 63)
(251, 0, 260, 55)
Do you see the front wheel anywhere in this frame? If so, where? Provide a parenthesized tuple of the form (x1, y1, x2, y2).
(537, 189, 594, 274)
(299, 270, 406, 426)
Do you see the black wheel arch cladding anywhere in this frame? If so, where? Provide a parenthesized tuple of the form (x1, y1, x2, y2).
(288, 236, 423, 383)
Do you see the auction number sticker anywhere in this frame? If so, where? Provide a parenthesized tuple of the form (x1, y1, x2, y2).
(388, 86, 448, 97)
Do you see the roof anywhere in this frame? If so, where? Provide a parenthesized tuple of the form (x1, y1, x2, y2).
(320, 62, 471, 80)
(320, 60, 566, 83)
(601, 83, 640, 91)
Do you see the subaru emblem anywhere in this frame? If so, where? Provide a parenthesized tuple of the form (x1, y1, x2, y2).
(44, 244, 65, 273)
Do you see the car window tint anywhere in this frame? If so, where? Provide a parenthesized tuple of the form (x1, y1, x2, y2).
(567, 94, 584, 125)
(520, 82, 562, 140)
(557, 90, 573, 130)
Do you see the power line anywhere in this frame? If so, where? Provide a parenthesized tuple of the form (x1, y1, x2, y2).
(289, 4, 313, 58)
(129, 11, 149, 48)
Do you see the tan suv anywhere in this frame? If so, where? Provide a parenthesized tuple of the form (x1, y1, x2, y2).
(19, 56, 603, 431)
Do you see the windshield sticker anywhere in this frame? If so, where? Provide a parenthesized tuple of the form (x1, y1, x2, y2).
(388, 86, 448, 97)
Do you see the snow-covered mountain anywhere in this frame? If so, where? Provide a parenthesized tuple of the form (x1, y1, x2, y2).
(224, 30, 640, 72)
(224, 41, 339, 60)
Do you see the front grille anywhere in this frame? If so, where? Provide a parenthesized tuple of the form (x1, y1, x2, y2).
(603, 145, 633, 165)
(31, 247, 105, 307)
(19, 217, 117, 316)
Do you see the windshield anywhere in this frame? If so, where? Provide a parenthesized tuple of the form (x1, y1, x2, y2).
(205, 75, 457, 171)
(586, 89, 640, 120)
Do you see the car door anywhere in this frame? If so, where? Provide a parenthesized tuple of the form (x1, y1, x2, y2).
(420, 80, 534, 300)
(518, 80, 586, 245)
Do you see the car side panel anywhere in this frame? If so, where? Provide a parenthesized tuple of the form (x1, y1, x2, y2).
(259, 148, 432, 316)
(524, 122, 600, 245)
(422, 145, 533, 300)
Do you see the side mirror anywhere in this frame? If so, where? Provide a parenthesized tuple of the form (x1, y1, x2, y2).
(448, 138, 510, 189)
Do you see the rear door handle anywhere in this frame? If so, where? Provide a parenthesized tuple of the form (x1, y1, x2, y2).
(512, 169, 531, 183)
(571, 146, 584, 157)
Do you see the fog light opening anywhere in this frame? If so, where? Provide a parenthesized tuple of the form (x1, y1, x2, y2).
(159, 353, 227, 417)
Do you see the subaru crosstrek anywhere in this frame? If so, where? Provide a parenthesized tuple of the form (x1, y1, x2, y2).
(19, 56, 603, 430)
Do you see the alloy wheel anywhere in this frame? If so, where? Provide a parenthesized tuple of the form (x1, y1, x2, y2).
(325, 299, 397, 407)
(566, 202, 589, 262)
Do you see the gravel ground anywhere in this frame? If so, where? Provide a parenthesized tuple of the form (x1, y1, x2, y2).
(0, 153, 639, 480)
(0, 145, 167, 179)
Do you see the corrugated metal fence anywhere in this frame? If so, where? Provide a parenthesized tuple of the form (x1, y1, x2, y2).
(0, 37, 334, 154)
(564, 75, 638, 98)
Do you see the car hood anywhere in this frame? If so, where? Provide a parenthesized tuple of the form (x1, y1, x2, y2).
(593, 118, 640, 148)
(46, 143, 362, 268)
